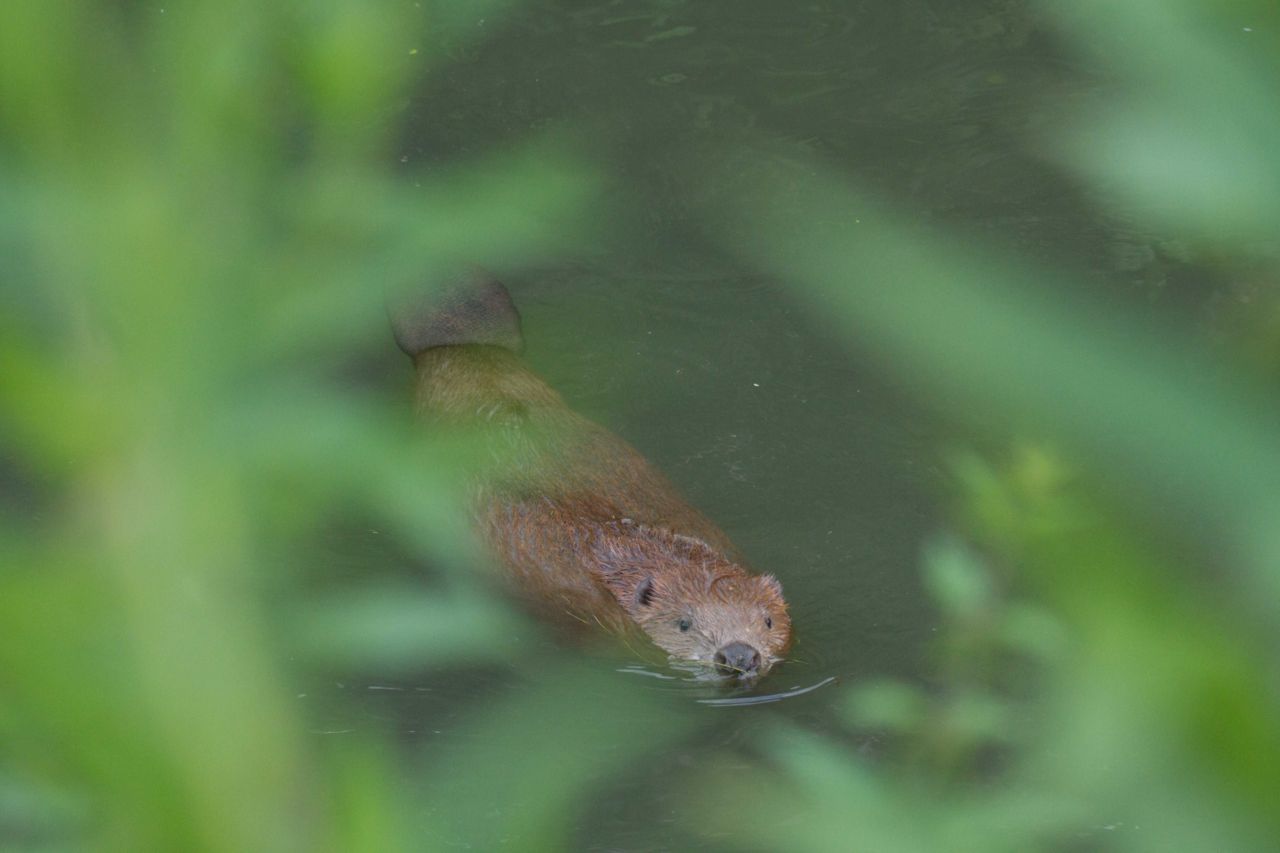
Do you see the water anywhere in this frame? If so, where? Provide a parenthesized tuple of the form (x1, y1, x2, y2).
(311, 1, 1154, 848)
(516, 271, 944, 683)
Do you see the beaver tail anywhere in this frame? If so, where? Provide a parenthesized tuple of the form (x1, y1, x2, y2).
(388, 272, 523, 357)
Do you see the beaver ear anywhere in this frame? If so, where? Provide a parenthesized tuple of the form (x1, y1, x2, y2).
(635, 576, 656, 607)
(759, 574, 783, 598)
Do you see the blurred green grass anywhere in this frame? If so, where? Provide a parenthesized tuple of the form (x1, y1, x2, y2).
(0, 2, 618, 849)
(682, 3, 1280, 851)
(3, 0, 1280, 851)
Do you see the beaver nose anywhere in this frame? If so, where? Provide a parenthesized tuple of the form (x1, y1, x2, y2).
(714, 642, 761, 676)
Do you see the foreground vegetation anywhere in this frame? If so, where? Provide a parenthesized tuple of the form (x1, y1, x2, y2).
(2, 1, 1278, 850)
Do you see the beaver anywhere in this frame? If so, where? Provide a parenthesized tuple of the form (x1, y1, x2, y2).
(390, 275, 791, 680)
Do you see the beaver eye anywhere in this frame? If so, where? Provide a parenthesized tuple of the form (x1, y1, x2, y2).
(764, 616, 773, 629)
(677, 618, 692, 632)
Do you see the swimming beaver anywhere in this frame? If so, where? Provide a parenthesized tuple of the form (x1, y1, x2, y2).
(391, 275, 791, 680)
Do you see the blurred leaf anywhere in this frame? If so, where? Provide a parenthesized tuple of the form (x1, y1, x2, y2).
(845, 680, 928, 731)
(700, 152, 1280, 606)
(696, 726, 942, 853)
(0, 770, 88, 852)
(1044, 0, 1280, 253)
(943, 690, 1016, 745)
(323, 740, 411, 853)
(922, 537, 995, 620)
(292, 585, 521, 672)
(416, 663, 694, 849)
(0, 0, 596, 849)
(997, 603, 1066, 662)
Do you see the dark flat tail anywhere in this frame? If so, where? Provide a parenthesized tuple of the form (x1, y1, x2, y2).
(388, 272, 523, 357)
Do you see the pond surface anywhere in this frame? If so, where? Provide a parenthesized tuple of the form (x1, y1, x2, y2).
(307, 1, 1163, 848)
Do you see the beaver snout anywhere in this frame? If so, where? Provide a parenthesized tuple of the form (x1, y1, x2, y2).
(714, 642, 761, 677)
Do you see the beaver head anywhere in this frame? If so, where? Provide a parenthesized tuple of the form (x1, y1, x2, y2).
(626, 568, 791, 681)
(596, 529, 792, 681)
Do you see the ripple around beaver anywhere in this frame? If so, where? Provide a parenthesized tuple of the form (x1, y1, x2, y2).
(693, 675, 838, 706)
(615, 664, 838, 706)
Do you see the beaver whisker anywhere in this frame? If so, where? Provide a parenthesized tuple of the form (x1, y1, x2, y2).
(562, 608, 590, 626)
(688, 624, 716, 645)
(605, 618, 643, 657)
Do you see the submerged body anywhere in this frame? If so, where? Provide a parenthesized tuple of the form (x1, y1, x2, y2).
(393, 277, 791, 679)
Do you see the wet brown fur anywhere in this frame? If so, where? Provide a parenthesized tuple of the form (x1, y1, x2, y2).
(411, 320, 792, 674)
